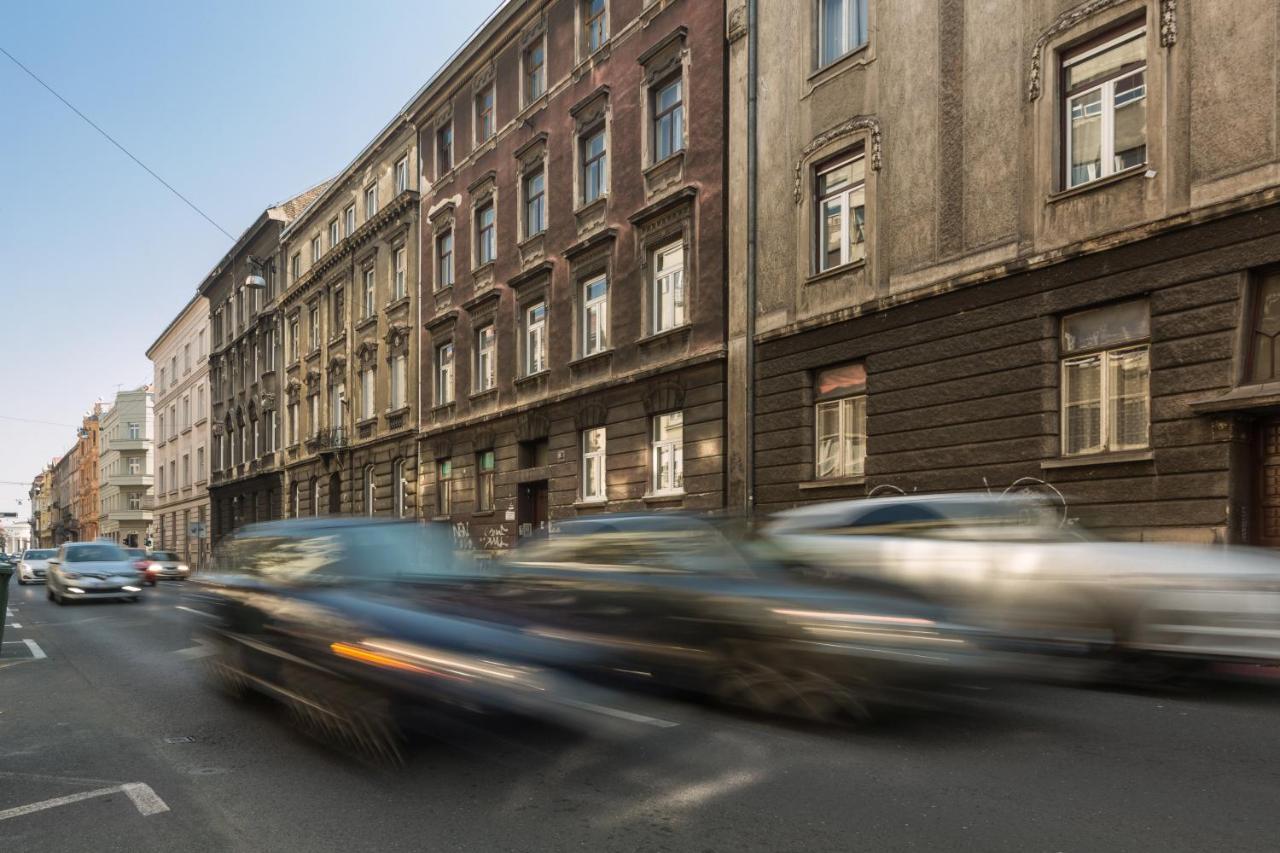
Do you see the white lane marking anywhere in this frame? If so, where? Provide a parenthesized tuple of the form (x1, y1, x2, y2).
(0, 783, 168, 822)
(6, 623, 20, 629)
(557, 698, 680, 728)
(23, 639, 46, 660)
(173, 639, 216, 660)
(174, 605, 216, 619)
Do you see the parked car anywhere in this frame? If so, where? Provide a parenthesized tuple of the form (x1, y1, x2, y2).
(143, 550, 190, 581)
(46, 541, 146, 604)
(16, 548, 56, 584)
(766, 494, 1280, 677)
(123, 547, 157, 586)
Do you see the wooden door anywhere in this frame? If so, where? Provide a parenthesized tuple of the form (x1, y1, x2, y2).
(518, 481, 549, 540)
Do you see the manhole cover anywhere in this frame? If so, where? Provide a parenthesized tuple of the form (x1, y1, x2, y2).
(164, 736, 196, 743)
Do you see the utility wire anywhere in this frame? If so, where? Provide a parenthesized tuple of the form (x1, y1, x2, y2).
(0, 414, 80, 429)
(0, 44, 235, 241)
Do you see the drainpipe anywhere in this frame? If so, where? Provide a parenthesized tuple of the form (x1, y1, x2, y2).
(745, 0, 758, 518)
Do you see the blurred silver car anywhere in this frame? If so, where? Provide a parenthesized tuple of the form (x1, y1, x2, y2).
(17, 548, 55, 584)
(766, 494, 1280, 671)
(46, 542, 146, 604)
(145, 550, 190, 580)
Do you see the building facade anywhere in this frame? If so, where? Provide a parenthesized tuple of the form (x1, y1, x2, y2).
(277, 120, 420, 521)
(147, 293, 212, 567)
(408, 0, 728, 549)
(1, 519, 33, 555)
(97, 387, 154, 547)
(202, 185, 329, 545)
(28, 465, 55, 547)
(730, 0, 1280, 544)
(50, 405, 101, 544)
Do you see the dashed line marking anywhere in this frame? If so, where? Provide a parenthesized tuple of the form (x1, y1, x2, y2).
(174, 605, 216, 619)
(23, 639, 46, 660)
(0, 782, 169, 822)
(173, 639, 216, 660)
(557, 698, 680, 728)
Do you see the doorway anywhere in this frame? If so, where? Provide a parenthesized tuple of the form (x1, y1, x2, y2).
(329, 472, 342, 515)
(518, 480, 549, 540)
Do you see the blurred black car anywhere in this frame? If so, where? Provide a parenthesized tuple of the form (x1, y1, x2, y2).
(437, 514, 990, 722)
(186, 518, 611, 763)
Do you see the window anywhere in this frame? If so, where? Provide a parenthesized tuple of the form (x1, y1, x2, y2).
(437, 459, 452, 516)
(523, 167, 546, 238)
(198, 329, 206, 358)
(169, 405, 177, 438)
(393, 247, 406, 300)
(308, 394, 320, 437)
(309, 305, 320, 349)
(819, 0, 868, 67)
(582, 275, 608, 356)
(329, 218, 340, 248)
(129, 492, 142, 511)
(815, 153, 867, 272)
(184, 343, 192, 373)
(362, 266, 376, 318)
(363, 465, 376, 516)
(524, 39, 546, 103)
(158, 366, 165, 390)
(581, 127, 607, 204)
(650, 412, 684, 495)
(127, 421, 141, 440)
(158, 466, 164, 494)
(289, 317, 300, 362)
(264, 328, 275, 371)
(436, 230, 454, 290)
(474, 325, 496, 391)
(652, 241, 685, 333)
(476, 450, 495, 511)
(1063, 24, 1146, 188)
(1249, 270, 1280, 384)
(169, 460, 177, 492)
(196, 385, 204, 419)
(252, 418, 260, 459)
(331, 383, 346, 432)
(182, 455, 190, 488)
(291, 252, 301, 282)
(292, 481, 302, 519)
(1060, 300, 1150, 456)
(475, 201, 496, 265)
(360, 366, 376, 420)
(128, 456, 141, 475)
(524, 301, 547, 375)
(332, 287, 345, 330)
(583, 0, 607, 54)
(582, 427, 606, 501)
(312, 235, 322, 263)
(436, 342, 455, 404)
(265, 260, 277, 300)
(266, 409, 277, 452)
(344, 204, 356, 237)
(182, 396, 190, 430)
(170, 356, 177, 386)
(392, 459, 406, 518)
(437, 124, 453, 174)
(312, 478, 321, 517)
(390, 352, 407, 409)
(475, 84, 495, 144)
(288, 400, 299, 445)
(652, 78, 684, 162)
(395, 157, 409, 194)
(196, 447, 204, 481)
(365, 184, 378, 220)
(814, 362, 867, 480)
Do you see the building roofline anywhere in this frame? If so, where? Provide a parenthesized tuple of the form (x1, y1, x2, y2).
(144, 290, 209, 359)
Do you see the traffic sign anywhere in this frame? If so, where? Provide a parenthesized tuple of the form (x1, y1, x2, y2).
(188, 522, 207, 539)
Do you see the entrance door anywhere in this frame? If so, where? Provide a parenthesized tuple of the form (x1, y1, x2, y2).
(1258, 417, 1280, 546)
(518, 480, 549, 540)
(329, 472, 342, 515)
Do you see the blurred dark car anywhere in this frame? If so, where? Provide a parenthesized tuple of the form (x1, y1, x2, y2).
(450, 514, 990, 721)
(186, 518, 611, 763)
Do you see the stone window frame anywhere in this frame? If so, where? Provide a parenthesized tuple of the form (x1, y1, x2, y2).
(637, 28, 689, 170)
(812, 362, 868, 482)
(390, 239, 409, 303)
(576, 0, 610, 63)
(394, 153, 410, 195)
(634, 194, 696, 339)
(428, 202, 456, 293)
(433, 104, 455, 179)
(472, 63, 497, 149)
(794, 118, 882, 286)
(519, 18, 549, 110)
(570, 245, 613, 361)
(472, 318, 498, 394)
(570, 87, 611, 213)
(520, 296, 550, 379)
(470, 173, 499, 272)
(433, 336, 456, 408)
(515, 134, 550, 245)
(1057, 298, 1151, 458)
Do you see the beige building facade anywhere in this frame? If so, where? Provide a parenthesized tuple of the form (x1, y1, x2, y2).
(98, 387, 154, 547)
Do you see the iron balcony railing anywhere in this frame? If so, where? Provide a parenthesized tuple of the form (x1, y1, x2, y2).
(315, 427, 348, 450)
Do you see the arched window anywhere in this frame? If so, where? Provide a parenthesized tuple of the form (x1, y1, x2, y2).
(392, 459, 406, 518)
(292, 481, 302, 518)
(363, 464, 376, 516)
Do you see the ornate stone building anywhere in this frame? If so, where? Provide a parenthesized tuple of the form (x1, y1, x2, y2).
(50, 404, 101, 544)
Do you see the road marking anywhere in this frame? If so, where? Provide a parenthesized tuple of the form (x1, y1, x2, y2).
(174, 605, 216, 619)
(173, 639, 216, 660)
(0, 783, 169, 822)
(23, 639, 46, 660)
(557, 698, 680, 728)
(5, 623, 20, 629)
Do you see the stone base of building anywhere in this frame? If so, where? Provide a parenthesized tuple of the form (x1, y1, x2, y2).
(282, 431, 419, 520)
(209, 472, 284, 544)
(154, 496, 211, 570)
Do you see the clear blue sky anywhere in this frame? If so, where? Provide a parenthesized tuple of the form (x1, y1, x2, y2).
(0, 0, 497, 514)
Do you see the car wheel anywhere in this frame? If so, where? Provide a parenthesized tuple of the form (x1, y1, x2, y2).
(55, 591, 66, 606)
(46, 587, 54, 601)
(283, 668, 405, 767)
(714, 643, 870, 724)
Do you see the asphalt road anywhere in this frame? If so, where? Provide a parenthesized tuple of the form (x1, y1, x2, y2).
(3, 580, 1279, 853)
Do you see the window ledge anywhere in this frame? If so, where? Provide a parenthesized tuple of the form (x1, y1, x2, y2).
(569, 349, 613, 369)
(798, 475, 867, 490)
(469, 387, 499, 402)
(1040, 449, 1153, 470)
(642, 491, 685, 504)
(471, 259, 496, 277)
(430, 402, 456, 416)
(355, 315, 378, 332)
(806, 259, 867, 286)
(329, 331, 347, 345)
(1048, 164, 1148, 204)
(638, 325, 692, 347)
(384, 405, 411, 418)
(472, 510, 496, 518)
(514, 369, 551, 386)
(306, 348, 321, 360)
(385, 295, 411, 312)
(807, 43, 871, 87)
(431, 514, 452, 522)
(287, 359, 301, 371)
(355, 416, 378, 428)
(573, 499, 608, 509)
(574, 195, 609, 219)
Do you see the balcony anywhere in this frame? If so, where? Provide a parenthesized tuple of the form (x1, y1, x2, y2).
(107, 508, 153, 523)
(112, 474, 153, 487)
(109, 437, 148, 451)
(315, 427, 348, 452)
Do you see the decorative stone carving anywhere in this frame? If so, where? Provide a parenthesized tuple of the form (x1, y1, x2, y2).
(328, 354, 347, 374)
(1026, 0, 1168, 100)
(727, 4, 747, 43)
(356, 340, 379, 364)
(259, 392, 276, 411)
(305, 368, 322, 388)
(285, 378, 303, 401)
(383, 323, 411, 350)
(793, 116, 882, 204)
(1160, 0, 1177, 47)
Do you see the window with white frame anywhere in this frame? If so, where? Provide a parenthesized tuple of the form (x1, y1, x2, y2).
(293, 481, 302, 519)
(1060, 300, 1150, 456)
(436, 459, 452, 516)
(393, 246, 406, 300)
(815, 152, 867, 272)
(362, 266, 376, 318)
(365, 184, 378, 220)
(182, 454, 190, 487)
(1062, 23, 1146, 189)
(395, 157, 409, 194)
(308, 394, 319, 437)
(128, 456, 141, 475)
(524, 38, 546, 103)
(652, 241, 685, 333)
(436, 230, 454, 290)
(363, 464, 376, 516)
(129, 492, 142, 510)
(474, 325, 496, 391)
(437, 124, 453, 175)
(331, 383, 346, 433)
(197, 386, 204, 419)
(196, 446, 204, 481)
(523, 167, 546, 238)
(652, 77, 684, 162)
(128, 421, 141, 440)
(267, 409, 277, 452)
(344, 204, 356, 236)
(583, 0, 607, 55)
(252, 418, 260, 459)
(312, 235, 322, 263)
(475, 84, 495, 144)
(814, 362, 867, 480)
(360, 366, 376, 420)
(392, 458, 406, 518)
(650, 412, 684, 495)
(390, 352, 407, 409)
(437, 341, 455, 405)
(581, 127, 607, 204)
(476, 450, 495, 511)
(476, 201, 496, 265)
(524, 301, 547, 375)
(581, 275, 608, 356)
(264, 328, 275, 371)
(818, 0, 868, 67)
(288, 317, 299, 362)
(581, 427, 606, 501)
(288, 400, 298, 445)
(329, 218, 339, 248)
(291, 252, 301, 282)
(312, 478, 321, 517)
(309, 305, 320, 349)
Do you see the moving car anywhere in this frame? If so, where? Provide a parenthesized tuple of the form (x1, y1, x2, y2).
(766, 494, 1280, 676)
(46, 541, 147, 604)
(144, 550, 190, 581)
(17, 548, 55, 584)
(124, 547, 157, 586)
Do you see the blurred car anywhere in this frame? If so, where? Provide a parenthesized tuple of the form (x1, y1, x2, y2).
(17, 548, 56, 584)
(450, 513, 990, 721)
(144, 550, 190, 581)
(187, 518, 616, 764)
(123, 547, 157, 586)
(766, 494, 1280, 675)
(46, 541, 146, 604)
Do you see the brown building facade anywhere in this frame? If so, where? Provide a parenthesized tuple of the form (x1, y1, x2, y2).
(50, 405, 101, 544)
(406, 0, 727, 549)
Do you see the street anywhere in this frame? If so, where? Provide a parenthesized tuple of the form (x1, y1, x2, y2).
(1, 582, 1277, 852)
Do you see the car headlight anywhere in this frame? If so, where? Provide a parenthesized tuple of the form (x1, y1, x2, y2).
(177, 565, 189, 572)
(123, 585, 141, 592)
(67, 586, 85, 594)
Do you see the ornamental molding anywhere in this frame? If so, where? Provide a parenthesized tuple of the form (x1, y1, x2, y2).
(793, 116, 882, 204)
(305, 368, 322, 388)
(285, 378, 303, 400)
(726, 5, 747, 43)
(1027, 0, 1176, 101)
(259, 392, 276, 411)
(328, 354, 347, 374)
(383, 322, 411, 350)
(1160, 0, 1177, 47)
(356, 340, 379, 364)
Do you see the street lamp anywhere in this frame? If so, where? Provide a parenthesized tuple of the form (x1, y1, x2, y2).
(245, 255, 268, 289)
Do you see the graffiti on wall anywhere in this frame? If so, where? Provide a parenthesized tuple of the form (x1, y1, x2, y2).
(866, 475, 1073, 527)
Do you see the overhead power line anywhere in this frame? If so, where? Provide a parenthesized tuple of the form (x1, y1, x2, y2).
(0, 44, 235, 241)
(0, 414, 80, 429)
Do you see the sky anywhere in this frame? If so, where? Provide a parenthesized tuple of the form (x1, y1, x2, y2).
(0, 0, 498, 515)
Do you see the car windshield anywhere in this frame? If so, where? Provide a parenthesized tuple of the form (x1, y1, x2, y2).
(24, 549, 55, 560)
(66, 544, 128, 563)
(151, 551, 179, 561)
